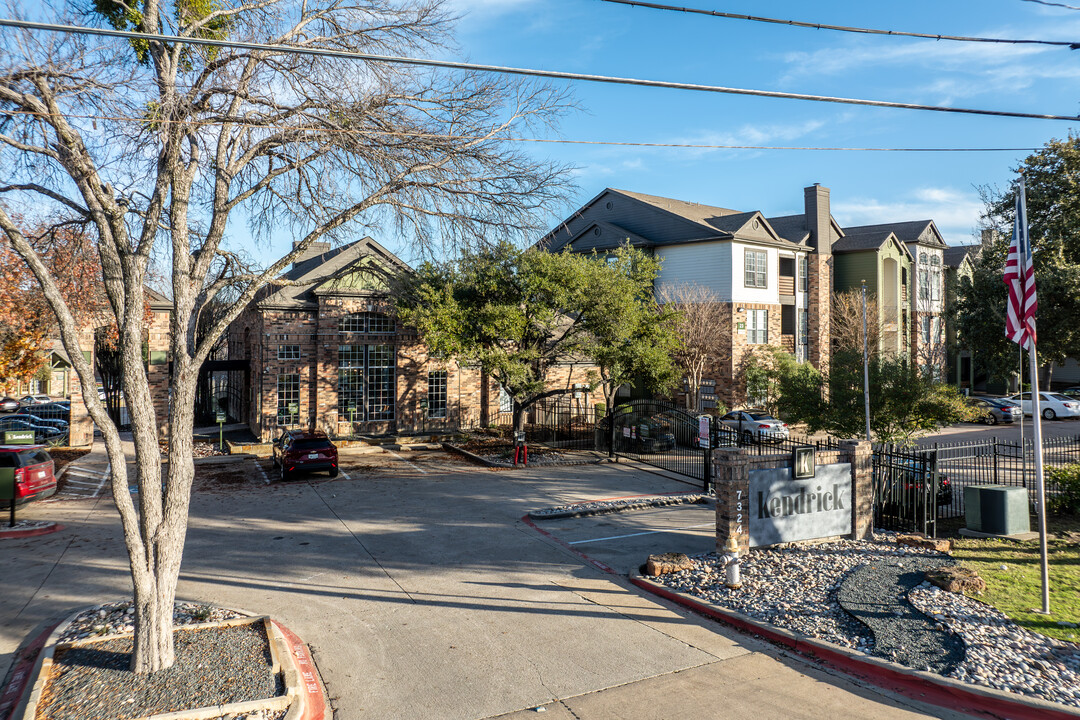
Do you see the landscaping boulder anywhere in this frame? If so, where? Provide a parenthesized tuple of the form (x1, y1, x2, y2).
(925, 566, 986, 595)
(645, 553, 693, 576)
(896, 533, 952, 553)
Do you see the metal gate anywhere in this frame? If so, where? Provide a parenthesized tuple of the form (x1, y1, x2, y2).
(610, 399, 711, 485)
(872, 443, 941, 536)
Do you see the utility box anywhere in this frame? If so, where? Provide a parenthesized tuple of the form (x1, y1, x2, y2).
(965, 484, 1030, 536)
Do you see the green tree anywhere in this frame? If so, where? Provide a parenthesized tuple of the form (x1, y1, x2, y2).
(396, 242, 678, 430)
(777, 350, 971, 444)
(965, 135, 1080, 386)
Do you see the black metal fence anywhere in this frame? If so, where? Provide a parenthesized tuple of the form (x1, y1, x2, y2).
(872, 434, 1080, 535)
(487, 399, 603, 451)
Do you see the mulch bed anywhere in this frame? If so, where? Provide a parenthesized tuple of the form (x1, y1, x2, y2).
(49, 448, 91, 476)
(37, 623, 282, 720)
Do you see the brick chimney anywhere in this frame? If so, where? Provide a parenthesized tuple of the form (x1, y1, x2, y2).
(292, 240, 332, 269)
(804, 184, 832, 254)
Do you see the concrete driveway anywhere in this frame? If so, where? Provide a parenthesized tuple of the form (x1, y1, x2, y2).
(1, 453, 968, 719)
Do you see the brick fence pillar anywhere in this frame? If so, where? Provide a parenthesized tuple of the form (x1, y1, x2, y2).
(713, 448, 750, 555)
(841, 439, 873, 540)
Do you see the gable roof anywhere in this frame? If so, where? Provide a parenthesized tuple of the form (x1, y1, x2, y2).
(943, 244, 979, 269)
(257, 237, 409, 310)
(765, 213, 846, 247)
(832, 230, 913, 260)
(842, 220, 946, 248)
(544, 187, 801, 252)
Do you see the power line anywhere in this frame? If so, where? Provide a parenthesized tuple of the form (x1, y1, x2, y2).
(0, 17, 1077, 122)
(1021, 0, 1080, 10)
(0, 108, 1042, 152)
(602, 0, 1080, 48)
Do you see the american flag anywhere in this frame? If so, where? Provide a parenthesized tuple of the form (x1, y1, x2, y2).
(1004, 180, 1037, 349)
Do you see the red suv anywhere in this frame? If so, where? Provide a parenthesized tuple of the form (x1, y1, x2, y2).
(271, 430, 338, 481)
(0, 446, 57, 507)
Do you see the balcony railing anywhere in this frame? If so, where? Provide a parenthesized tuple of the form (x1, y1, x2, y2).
(778, 275, 795, 295)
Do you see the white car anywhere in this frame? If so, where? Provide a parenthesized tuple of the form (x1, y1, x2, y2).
(719, 409, 790, 442)
(1005, 392, 1080, 420)
(19, 394, 51, 406)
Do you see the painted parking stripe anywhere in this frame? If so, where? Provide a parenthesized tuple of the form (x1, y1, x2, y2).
(385, 449, 428, 474)
(568, 522, 715, 545)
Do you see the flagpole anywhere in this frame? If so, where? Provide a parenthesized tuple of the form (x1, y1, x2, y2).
(1027, 341, 1051, 615)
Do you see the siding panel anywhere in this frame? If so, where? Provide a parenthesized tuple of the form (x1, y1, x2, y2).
(655, 242, 731, 299)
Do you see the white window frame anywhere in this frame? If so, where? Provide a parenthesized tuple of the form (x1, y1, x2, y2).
(747, 309, 768, 344)
(744, 249, 767, 289)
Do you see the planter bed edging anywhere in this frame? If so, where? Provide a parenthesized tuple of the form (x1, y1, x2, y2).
(631, 575, 1080, 720)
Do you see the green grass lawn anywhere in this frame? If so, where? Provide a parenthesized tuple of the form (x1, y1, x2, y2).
(949, 514, 1080, 643)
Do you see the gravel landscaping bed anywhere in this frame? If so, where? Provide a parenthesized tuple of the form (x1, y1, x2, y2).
(530, 492, 710, 519)
(59, 601, 245, 642)
(39, 622, 282, 720)
(651, 534, 1080, 708)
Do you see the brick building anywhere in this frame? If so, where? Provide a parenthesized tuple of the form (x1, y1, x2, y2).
(227, 237, 598, 443)
(541, 185, 839, 408)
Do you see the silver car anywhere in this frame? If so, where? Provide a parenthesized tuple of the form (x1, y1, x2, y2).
(719, 409, 790, 443)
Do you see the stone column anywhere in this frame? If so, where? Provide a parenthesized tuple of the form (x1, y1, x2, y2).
(713, 448, 751, 555)
(841, 439, 873, 540)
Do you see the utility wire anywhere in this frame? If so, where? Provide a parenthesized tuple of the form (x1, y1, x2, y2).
(0, 108, 1045, 152)
(602, 0, 1080, 48)
(1022, 0, 1080, 10)
(0, 18, 1077, 122)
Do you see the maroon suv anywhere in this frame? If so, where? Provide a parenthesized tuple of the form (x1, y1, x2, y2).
(271, 430, 338, 481)
(0, 445, 57, 506)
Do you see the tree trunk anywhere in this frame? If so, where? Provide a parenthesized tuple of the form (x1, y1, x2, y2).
(512, 399, 525, 434)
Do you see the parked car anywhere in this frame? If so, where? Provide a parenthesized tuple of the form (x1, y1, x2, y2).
(0, 397, 19, 413)
(28, 402, 70, 422)
(0, 417, 64, 444)
(966, 397, 1022, 425)
(271, 430, 338, 480)
(613, 415, 676, 453)
(6, 413, 69, 431)
(719, 409, 790, 443)
(1062, 386, 1080, 398)
(0, 445, 56, 508)
(19, 394, 52, 406)
(1005, 392, 1080, 420)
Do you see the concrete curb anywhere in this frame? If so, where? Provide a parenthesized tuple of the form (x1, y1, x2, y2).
(4, 603, 329, 720)
(0, 523, 64, 540)
(630, 577, 1080, 720)
(444, 442, 606, 469)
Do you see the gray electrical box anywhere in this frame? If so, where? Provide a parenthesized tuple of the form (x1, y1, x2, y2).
(965, 484, 1030, 536)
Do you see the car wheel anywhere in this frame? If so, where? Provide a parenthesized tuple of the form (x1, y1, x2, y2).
(329, 467, 339, 478)
(1043, 408, 1056, 420)
(984, 413, 997, 426)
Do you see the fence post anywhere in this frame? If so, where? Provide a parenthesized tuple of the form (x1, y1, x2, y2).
(992, 437, 998, 485)
(607, 408, 616, 459)
(714, 448, 750, 555)
(702, 415, 712, 493)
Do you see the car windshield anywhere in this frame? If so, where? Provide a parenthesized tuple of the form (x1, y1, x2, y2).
(292, 439, 332, 451)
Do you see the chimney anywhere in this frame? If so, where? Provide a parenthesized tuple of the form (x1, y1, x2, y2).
(804, 184, 832, 255)
(292, 240, 332, 269)
(980, 228, 1000, 247)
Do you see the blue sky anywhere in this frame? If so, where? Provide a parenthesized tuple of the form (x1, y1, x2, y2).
(425, 0, 1080, 253)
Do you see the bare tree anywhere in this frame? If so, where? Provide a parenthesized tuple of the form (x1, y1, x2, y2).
(831, 288, 883, 357)
(659, 283, 730, 412)
(0, 0, 570, 674)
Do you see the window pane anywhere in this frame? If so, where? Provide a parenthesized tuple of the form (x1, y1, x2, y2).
(745, 250, 767, 288)
(339, 314, 364, 332)
(367, 313, 394, 333)
(338, 345, 364, 417)
(427, 370, 448, 419)
(276, 374, 300, 425)
(366, 345, 395, 421)
(277, 344, 300, 360)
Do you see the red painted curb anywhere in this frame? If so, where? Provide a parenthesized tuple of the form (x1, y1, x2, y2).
(630, 577, 1080, 720)
(273, 621, 329, 720)
(0, 622, 60, 720)
(521, 514, 617, 575)
(0, 523, 64, 540)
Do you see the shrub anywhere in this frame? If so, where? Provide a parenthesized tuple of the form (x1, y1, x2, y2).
(1048, 463, 1080, 514)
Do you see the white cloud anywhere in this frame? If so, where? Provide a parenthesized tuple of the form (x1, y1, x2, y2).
(834, 187, 984, 243)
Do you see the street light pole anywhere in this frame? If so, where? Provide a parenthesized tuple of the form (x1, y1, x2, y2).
(862, 280, 872, 442)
